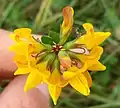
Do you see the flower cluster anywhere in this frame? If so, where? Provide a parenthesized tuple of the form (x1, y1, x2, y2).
(9, 6, 111, 105)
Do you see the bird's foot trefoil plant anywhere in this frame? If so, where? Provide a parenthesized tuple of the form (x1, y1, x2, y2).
(9, 6, 111, 105)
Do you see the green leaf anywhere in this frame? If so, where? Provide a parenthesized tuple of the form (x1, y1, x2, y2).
(49, 31, 60, 43)
(41, 36, 53, 45)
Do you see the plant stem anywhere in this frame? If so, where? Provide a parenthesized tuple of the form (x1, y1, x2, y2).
(88, 94, 113, 103)
(0, 0, 17, 27)
(89, 102, 120, 108)
(33, 0, 48, 32)
(39, 0, 52, 29)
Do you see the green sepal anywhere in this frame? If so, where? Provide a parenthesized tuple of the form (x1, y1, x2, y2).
(54, 58, 60, 70)
(46, 53, 56, 72)
(49, 31, 60, 44)
(58, 50, 68, 58)
(41, 35, 54, 45)
(36, 52, 48, 64)
(63, 40, 75, 50)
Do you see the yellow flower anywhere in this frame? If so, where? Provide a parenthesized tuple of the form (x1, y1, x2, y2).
(74, 23, 111, 71)
(9, 6, 111, 105)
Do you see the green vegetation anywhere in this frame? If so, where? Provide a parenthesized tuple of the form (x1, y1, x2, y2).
(0, 0, 120, 107)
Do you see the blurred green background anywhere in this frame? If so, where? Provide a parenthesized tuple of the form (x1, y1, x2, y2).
(0, 0, 120, 108)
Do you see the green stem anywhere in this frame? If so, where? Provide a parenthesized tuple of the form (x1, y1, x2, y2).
(88, 94, 113, 103)
(33, 0, 48, 32)
(0, 0, 17, 27)
(39, 0, 52, 28)
(89, 102, 120, 108)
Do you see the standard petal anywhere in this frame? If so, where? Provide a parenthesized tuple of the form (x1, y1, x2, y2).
(94, 32, 111, 46)
(14, 68, 30, 75)
(83, 71, 92, 87)
(75, 34, 94, 50)
(24, 69, 42, 92)
(14, 28, 32, 39)
(82, 23, 94, 34)
(88, 61, 106, 71)
(70, 73, 90, 96)
(9, 42, 28, 55)
(75, 23, 111, 50)
(48, 84, 61, 105)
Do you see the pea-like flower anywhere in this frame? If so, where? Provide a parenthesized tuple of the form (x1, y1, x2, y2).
(9, 6, 111, 105)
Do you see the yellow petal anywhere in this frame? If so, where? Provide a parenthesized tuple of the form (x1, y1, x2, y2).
(70, 73, 90, 96)
(68, 62, 87, 72)
(14, 68, 30, 75)
(36, 61, 50, 78)
(63, 71, 76, 80)
(14, 28, 32, 39)
(24, 69, 42, 92)
(80, 46, 103, 68)
(59, 78, 68, 87)
(48, 68, 61, 85)
(75, 34, 94, 50)
(9, 28, 32, 42)
(94, 32, 111, 46)
(63, 63, 87, 80)
(89, 46, 103, 60)
(83, 71, 92, 87)
(88, 61, 106, 71)
(14, 54, 28, 68)
(31, 42, 45, 53)
(10, 34, 17, 41)
(78, 46, 103, 66)
(83, 23, 94, 34)
(61, 6, 74, 36)
(48, 84, 61, 105)
(9, 42, 28, 55)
